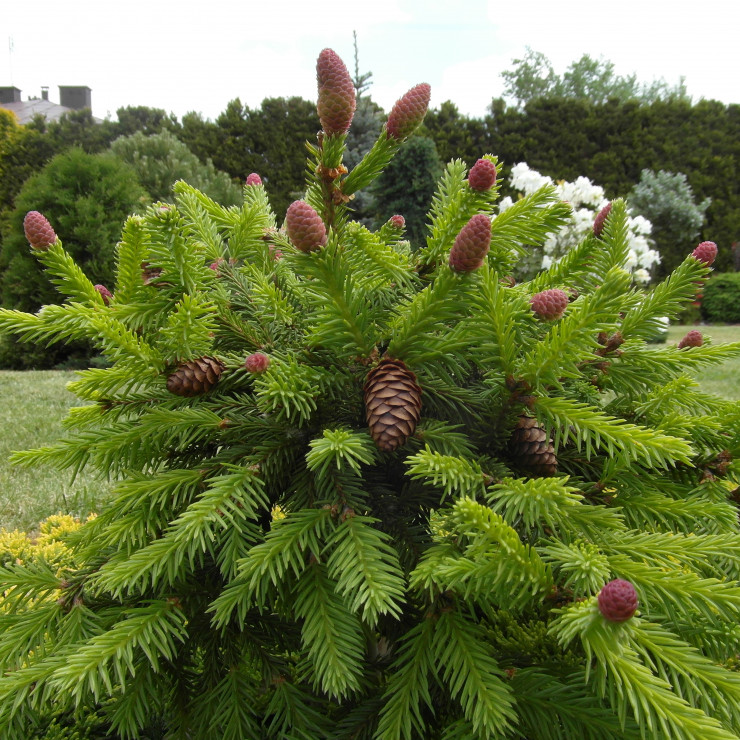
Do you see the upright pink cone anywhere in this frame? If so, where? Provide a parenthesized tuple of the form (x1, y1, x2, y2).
(530, 289, 569, 320)
(285, 201, 327, 253)
(23, 211, 57, 250)
(449, 214, 491, 272)
(386, 83, 431, 140)
(598, 579, 638, 622)
(593, 203, 612, 238)
(691, 241, 717, 266)
(316, 49, 356, 135)
(468, 159, 497, 191)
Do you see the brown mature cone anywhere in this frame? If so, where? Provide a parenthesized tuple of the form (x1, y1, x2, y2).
(364, 358, 422, 452)
(166, 356, 225, 397)
(509, 415, 557, 477)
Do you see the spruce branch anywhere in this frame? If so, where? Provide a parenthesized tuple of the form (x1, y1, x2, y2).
(489, 184, 572, 263)
(411, 498, 552, 610)
(114, 215, 149, 305)
(375, 619, 436, 740)
(489, 477, 624, 541)
(294, 560, 365, 699)
(49, 600, 187, 702)
(326, 514, 406, 626)
(211, 508, 334, 624)
(405, 446, 487, 501)
(551, 602, 738, 740)
(519, 267, 630, 388)
(620, 256, 710, 339)
(432, 609, 516, 738)
(306, 428, 376, 477)
(535, 395, 694, 467)
(34, 241, 106, 306)
(607, 553, 740, 623)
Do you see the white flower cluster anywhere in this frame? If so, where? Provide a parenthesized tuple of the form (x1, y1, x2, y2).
(499, 163, 661, 283)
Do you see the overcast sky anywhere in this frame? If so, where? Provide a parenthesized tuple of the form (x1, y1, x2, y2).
(3, 0, 738, 122)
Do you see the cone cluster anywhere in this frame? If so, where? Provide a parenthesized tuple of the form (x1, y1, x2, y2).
(364, 358, 422, 452)
(285, 201, 327, 253)
(23, 211, 57, 250)
(386, 83, 431, 140)
(468, 158, 497, 191)
(593, 202, 612, 238)
(448, 214, 491, 272)
(598, 579, 638, 622)
(508, 415, 557, 477)
(691, 241, 717, 266)
(530, 289, 569, 320)
(316, 48, 356, 136)
(166, 356, 225, 397)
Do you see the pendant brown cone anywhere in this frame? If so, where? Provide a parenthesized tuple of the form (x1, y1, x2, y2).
(166, 356, 225, 397)
(509, 414, 557, 477)
(364, 358, 422, 452)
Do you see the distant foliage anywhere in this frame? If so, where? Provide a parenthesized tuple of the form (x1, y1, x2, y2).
(701, 273, 740, 323)
(628, 169, 711, 279)
(501, 47, 690, 108)
(110, 130, 243, 206)
(179, 97, 320, 218)
(372, 136, 444, 247)
(0, 148, 146, 367)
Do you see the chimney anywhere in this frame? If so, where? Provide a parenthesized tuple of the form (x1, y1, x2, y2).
(0, 86, 22, 104)
(58, 85, 92, 110)
(41, 86, 49, 101)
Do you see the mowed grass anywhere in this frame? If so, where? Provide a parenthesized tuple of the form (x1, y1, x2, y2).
(0, 325, 738, 532)
(665, 324, 740, 400)
(0, 371, 112, 532)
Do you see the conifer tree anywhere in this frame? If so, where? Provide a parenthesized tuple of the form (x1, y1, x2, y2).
(1, 48, 740, 740)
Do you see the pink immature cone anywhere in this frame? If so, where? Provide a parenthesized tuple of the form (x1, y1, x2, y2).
(386, 83, 431, 140)
(23, 211, 57, 250)
(678, 330, 703, 349)
(691, 241, 717, 266)
(244, 352, 270, 373)
(316, 48, 356, 136)
(94, 284, 112, 305)
(285, 200, 327, 253)
(598, 579, 638, 622)
(448, 214, 491, 273)
(468, 158, 497, 191)
(530, 289, 569, 320)
(593, 203, 612, 238)
(389, 215, 405, 229)
(246, 173, 262, 186)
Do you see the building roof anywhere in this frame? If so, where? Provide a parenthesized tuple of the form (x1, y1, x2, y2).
(0, 98, 78, 124)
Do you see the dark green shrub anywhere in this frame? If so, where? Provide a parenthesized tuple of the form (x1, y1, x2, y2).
(701, 272, 740, 323)
(0, 147, 146, 368)
(372, 135, 443, 247)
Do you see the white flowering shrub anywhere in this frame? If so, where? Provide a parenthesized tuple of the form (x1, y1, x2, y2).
(499, 163, 660, 282)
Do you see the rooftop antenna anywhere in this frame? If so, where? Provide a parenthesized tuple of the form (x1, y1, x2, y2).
(8, 36, 14, 85)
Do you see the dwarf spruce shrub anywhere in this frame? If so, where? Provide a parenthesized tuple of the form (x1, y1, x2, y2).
(0, 48, 740, 740)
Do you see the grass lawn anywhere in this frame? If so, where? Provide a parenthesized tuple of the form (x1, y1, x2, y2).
(0, 325, 738, 532)
(0, 371, 112, 532)
(665, 324, 740, 400)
